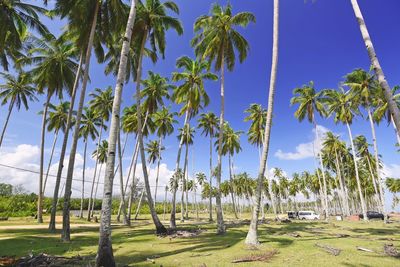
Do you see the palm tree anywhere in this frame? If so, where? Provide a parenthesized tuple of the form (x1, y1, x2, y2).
(153, 107, 177, 203)
(22, 34, 78, 224)
(198, 112, 219, 221)
(349, 0, 400, 139)
(0, 72, 37, 148)
(0, 0, 48, 70)
(170, 56, 217, 228)
(193, 3, 255, 234)
(78, 107, 102, 218)
(196, 172, 206, 220)
(245, 0, 277, 245)
(324, 88, 368, 221)
(290, 81, 329, 220)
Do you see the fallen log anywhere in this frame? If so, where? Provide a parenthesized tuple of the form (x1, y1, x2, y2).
(231, 250, 278, 263)
(315, 243, 341, 256)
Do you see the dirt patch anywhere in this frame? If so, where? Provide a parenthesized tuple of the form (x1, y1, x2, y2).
(231, 250, 278, 263)
(0, 253, 89, 266)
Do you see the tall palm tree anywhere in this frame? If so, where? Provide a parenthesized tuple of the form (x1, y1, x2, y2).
(78, 107, 102, 218)
(198, 112, 219, 221)
(290, 81, 329, 220)
(245, 0, 277, 245)
(0, 0, 48, 70)
(193, 3, 255, 234)
(153, 107, 177, 203)
(196, 172, 206, 220)
(22, 34, 78, 224)
(170, 56, 217, 228)
(349, 0, 400, 139)
(344, 69, 386, 221)
(324, 88, 368, 221)
(0, 72, 37, 147)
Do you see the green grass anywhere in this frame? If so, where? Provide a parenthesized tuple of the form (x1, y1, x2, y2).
(0, 213, 399, 266)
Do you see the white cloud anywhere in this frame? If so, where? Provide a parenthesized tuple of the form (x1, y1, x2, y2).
(274, 125, 329, 160)
(382, 163, 400, 178)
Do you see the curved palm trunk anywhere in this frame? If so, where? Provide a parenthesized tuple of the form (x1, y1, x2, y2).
(43, 129, 59, 194)
(215, 54, 226, 234)
(208, 135, 213, 221)
(38, 93, 52, 224)
(127, 140, 140, 221)
(346, 122, 368, 220)
(181, 143, 189, 221)
(391, 118, 400, 146)
(334, 148, 350, 216)
(135, 29, 166, 234)
(117, 129, 128, 225)
(79, 139, 88, 218)
(228, 154, 238, 219)
(367, 108, 387, 222)
(163, 186, 168, 220)
(245, 0, 279, 245)
(185, 149, 190, 219)
(134, 190, 145, 220)
(350, 0, 400, 139)
(49, 52, 84, 231)
(62, 1, 100, 242)
(91, 164, 103, 217)
(96, 2, 137, 265)
(154, 136, 162, 204)
(170, 109, 190, 229)
(0, 100, 14, 148)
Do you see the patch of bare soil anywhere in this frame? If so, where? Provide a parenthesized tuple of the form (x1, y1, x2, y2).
(231, 250, 278, 263)
(0, 253, 89, 266)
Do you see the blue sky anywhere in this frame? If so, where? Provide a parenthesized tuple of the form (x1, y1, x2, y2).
(0, 0, 399, 208)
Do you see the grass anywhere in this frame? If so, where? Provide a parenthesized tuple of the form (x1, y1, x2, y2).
(0, 213, 399, 266)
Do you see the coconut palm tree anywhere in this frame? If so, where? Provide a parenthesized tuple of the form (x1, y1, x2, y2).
(323, 88, 368, 221)
(290, 81, 329, 220)
(245, 0, 277, 245)
(198, 112, 219, 221)
(0, 72, 37, 148)
(195, 172, 206, 219)
(349, 0, 400, 139)
(21, 34, 78, 224)
(0, 0, 49, 70)
(152, 107, 177, 203)
(193, 3, 255, 234)
(78, 107, 102, 218)
(170, 56, 217, 228)
(90, 139, 108, 217)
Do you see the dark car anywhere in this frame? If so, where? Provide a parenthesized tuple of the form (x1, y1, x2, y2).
(359, 211, 384, 220)
(288, 211, 298, 219)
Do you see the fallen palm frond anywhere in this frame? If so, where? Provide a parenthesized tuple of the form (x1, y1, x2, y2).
(231, 250, 278, 263)
(315, 243, 341, 256)
(384, 243, 400, 258)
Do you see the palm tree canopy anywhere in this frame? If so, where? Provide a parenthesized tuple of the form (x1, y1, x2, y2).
(196, 172, 207, 186)
(152, 106, 177, 138)
(92, 139, 108, 163)
(45, 101, 75, 133)
(244, 103, 267, 147)
(89, 86, 114, 122)
(216, 122, 243, 156)
(146, 139, 164, 164)
(177, 125, 195, 145)
(192, 3, 255, 71)
(0, 72, 37, 110)
(141, 71, 173, 115)
(323, 88, 360, 125)
(197, 111, 219, 138)
(79, 106, 103, 141)
(122, 104, 155, 136)
(344, 68, 378, 108)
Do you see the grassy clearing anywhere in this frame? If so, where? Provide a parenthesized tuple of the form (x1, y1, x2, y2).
(0, 213, 399, 266)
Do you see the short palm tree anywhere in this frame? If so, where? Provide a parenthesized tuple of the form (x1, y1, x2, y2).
(198, 112, 219, 221)
(193, 3, 255, 234)
(0, 72, 37, 148)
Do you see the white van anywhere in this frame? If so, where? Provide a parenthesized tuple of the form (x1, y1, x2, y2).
(298, 211, 320, 220)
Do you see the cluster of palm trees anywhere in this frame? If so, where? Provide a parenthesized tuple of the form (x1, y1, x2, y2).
(2, 0, 400, 265)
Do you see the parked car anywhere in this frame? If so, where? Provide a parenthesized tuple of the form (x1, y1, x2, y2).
(359, 211, 385, 220)
(287, 211, 298, 219)
(298, 211, 320, 220)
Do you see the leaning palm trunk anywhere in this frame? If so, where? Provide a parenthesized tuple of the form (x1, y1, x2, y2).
(215, 53, 226, 234)
(117, 128, 128, 225)
(91, 164, 103, 217)
(0, 99, 14, 148)
(135, 29, 167, 234)
(367, 108, 387, 222)
(346, 122, 368, 221)
(350, 0, 400, 139)
(334, 148, 350, 216)
(127, 141, 140, 221)
(391, 118, 400, 146)
(228, 154, 238, 219)
(95, 1, 137, 266)
(266, 163, 278, 217)
(62, 1, 100, 241)
(170, 108, 190, 229)
(181, 143, 189, 221)
(79, 139, 88, 218)
(163, 186, 168, 220)
(245, 0, 279, 246)
(43, 129, 59, 194)
(49, 52, 84, 231)
(134, 190, 145, 220)
(154, 136, 162, 204)
(208, 135, 213, 221)
(38, 93, 52, 223)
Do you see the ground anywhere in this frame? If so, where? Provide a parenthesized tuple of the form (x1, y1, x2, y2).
(0, 213, 399, 266)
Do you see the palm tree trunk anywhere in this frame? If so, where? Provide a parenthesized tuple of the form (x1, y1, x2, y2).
(170, 108, 190, 229)
(163, 186, 168, 220)
(154, 136, 162, 204)
(181, 143, 189, 221)
(135, 29, 167, 234)
(215, 52, 226, 235)
(368, 108, 387, 222)
(346, 122, 368, 220)
(195, 185, 199, 220)
(350, 0, 400, 139)
(208, 135, 213, 221)
(228, 154, 238, 219)
(334, 148, 350, 216)
(127, 139, 139, 221)
(134, 190, 145, 220)
(96, 2, 137, 265)
(38, 93, 52, 224)
(245, 0, 279, 245)
(61, 2, 100, 241)
(91, 164, 103, 217)
(79, 139, 88, 218)
(117, 128, 128, 225)
(266, 163, 277, 217)
(49, 52, 84, 231)
(0, 100, 14, 148)
(43, 129, 59, 194)
(391, 118, 400, 145)
(185, 151, 189, 220)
